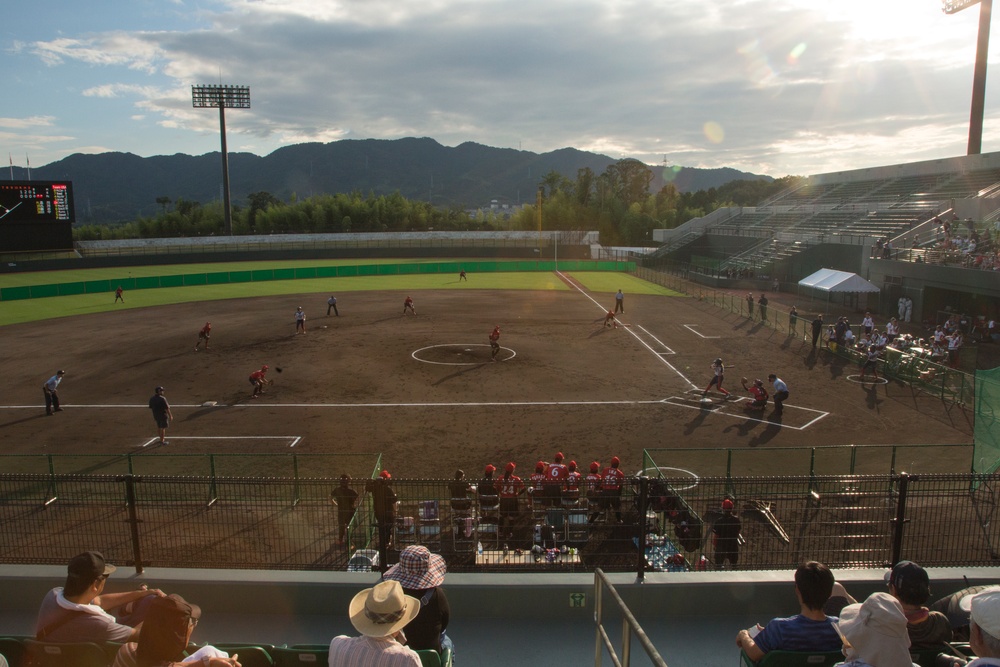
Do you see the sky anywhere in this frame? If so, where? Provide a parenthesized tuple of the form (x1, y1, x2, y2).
(2, 0, 996, 178)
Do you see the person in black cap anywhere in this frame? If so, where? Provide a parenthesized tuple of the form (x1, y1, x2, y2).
(35, 551, 166, 643)
(885, 560, 953, 647)
(330, 474, 359, 547)
(148, 386, 172, 445)
(112, 594, 240, 667)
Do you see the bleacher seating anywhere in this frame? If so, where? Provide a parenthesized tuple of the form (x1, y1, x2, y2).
(739, 648, 843, 667)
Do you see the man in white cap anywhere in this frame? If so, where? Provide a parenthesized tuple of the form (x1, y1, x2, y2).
(328, 580, 422, 666)
(937, 589, 1000, 666)
(833, 592, 916, 667)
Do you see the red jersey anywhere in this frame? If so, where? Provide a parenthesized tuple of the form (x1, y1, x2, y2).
(404, 297, 413, 307)
(545, 462, 568, 485)
(489, 327, 500, 343)
(528, 472, 546, 494)
(584, 473, 603, 494)
(200, 323, 211, 336)
(498, 475, 524, 498)
(250, 369, 268, 382)
(601, 467, 625, 491)
(749, 385, 768, 402)
(566, 471, 582, 491)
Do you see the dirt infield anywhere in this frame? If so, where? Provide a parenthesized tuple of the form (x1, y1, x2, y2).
(1, 276, 974, 478)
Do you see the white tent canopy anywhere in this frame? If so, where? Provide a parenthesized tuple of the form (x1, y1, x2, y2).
(797, 268, 879, 293)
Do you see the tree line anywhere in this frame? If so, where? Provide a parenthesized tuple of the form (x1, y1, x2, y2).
(74, 161, 800, 245)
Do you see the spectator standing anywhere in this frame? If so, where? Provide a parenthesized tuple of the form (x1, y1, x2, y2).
(746, 293, 754, 319)
(905, 296, 913, 323)
(833, 592, 915, 667)
(328, 580, 421, 667)
(862, 312, 874, 336)
(899, 296, 907, 321)
(789, 306, 798, 334)
(326, 296, 339, 317)
(712, 499, 742, 569)
(614, 289, 624, 314)
(382, 546, 453, 655)
(148, 386, 172, 445)
(36, 551, 165, 644)
(758, 294, 769, 322)
(371, 471, 398, 551)
(735, 561, 842, 661)
(111, 594, 238, 667)
(811, 315, 824, 348)
(768, 374, 789, 415)
(330, 474, 359, 546)
(43, 369, 66, 416)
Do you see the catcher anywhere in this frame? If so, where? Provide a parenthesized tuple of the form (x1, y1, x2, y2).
(740, 377, 769, 410)
(249, 364, 272, 398)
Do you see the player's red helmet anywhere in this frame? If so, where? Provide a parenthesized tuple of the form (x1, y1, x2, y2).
(484, 464, 496, 474)
(568, 461, 577, 470)
(379, 470, 391, 479)
(262, 365, 269, 371)
(206, 322, 211, 327)
(590, 461, 600, 473)
(722, 498, 735, 510)
(505, 462, 516, 473)
(611, 456, 620, 467)
(554, 452, 564, 463)
(535, 461, 545, 472)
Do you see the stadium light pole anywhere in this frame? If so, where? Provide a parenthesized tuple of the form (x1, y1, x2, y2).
(192, 84, 250, 235)
(943, 0, 993, 155)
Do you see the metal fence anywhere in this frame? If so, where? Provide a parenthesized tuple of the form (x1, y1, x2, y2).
(2, 472, 999, 576)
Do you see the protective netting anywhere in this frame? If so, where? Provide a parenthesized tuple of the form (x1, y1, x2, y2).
(974, 368, 1000, 475)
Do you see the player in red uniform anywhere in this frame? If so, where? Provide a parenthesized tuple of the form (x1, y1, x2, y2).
(403, 296, 416, 315)
(741, 377, 769, 410)
(604, 310, 618, 328)
(195, 322, 211, 351)
(497, 462, 525, 539)
(489, 325, 501, 362)
(564, 460, 582, 505)
(600, 456, 625, 523)
(544, 452, 569, 506)
(249, 365, 270, 398)
(585, 461, 603, 522)
(527, 460, 547, 508)
(114, 285, 124, 303)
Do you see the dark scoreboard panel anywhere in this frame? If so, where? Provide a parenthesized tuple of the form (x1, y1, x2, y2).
(0, 181, 75, 252)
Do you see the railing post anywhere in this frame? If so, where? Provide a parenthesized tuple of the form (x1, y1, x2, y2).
(207, 454, 218, 508)
(636, 476, 648, 582)
(292, 454, 301, 507)
(45, 454, 58, 505)
(890, 473, 912, 566)
(594, 570, 604, 667)
(123, 475, 144, 574)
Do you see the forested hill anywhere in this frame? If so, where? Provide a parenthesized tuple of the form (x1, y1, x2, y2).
(15, 137, 771, 224)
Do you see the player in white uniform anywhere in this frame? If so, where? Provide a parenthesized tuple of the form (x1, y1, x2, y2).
(703, 358, 732, 399)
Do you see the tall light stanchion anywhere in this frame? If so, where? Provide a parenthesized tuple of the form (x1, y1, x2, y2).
(943, 0, 993, 155)
(192, 85, 250, 235)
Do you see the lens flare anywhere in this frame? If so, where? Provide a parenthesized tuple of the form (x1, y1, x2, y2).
(703, 121, 725, 144)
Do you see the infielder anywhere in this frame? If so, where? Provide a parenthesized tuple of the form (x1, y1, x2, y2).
(489, 325, 501, 361)
(403, 296, 416, 315)
(194, 322, 211, 351)
(249, 365, 271, 398)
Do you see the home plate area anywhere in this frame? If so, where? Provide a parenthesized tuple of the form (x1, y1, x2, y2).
(659, 391, 824, 429)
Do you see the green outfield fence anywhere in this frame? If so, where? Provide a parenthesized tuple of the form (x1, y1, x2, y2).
(2, 472, 999, 575)
(0, 259, 635, 302)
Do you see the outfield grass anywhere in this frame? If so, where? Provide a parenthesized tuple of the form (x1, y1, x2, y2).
(0, 261, 680, 326)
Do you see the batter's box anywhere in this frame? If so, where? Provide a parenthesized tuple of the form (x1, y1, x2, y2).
(661, 393, 828, 431)
(137, 435, 303, 449)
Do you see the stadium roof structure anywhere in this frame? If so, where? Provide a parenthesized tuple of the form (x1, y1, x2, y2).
(797, 268, 879, 293)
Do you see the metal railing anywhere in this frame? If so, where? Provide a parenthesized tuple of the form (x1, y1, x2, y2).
(2, 472, 999, 575)
(593, 568, 668, 667)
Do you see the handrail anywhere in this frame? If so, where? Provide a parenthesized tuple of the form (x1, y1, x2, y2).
(593, 568, 668, 667)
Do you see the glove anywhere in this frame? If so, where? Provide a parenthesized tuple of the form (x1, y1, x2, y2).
(741, 377, 749, 386)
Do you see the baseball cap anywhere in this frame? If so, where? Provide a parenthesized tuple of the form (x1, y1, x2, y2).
(535, 461, 545, 472)
(505, 462, 515, 473)
(484, 464, 496, 474)
(68, 551, 116, 580)
(568, 460, 577, 469)
(57, 370, 66, 376)
(149, 593, 202, 623)
(155, 386, 164, 393)
(379, 470, 391, 479)
(611, 456, 620, 466)
(885, 561, 930, 604)
(590, 461, 600, 472)
(722, 498, 734, 510)
(972, 589, 1000, 639)
(554, 452, 564, 462)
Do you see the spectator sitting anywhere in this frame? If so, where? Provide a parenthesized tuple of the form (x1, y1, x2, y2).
(328, 580, 421, 666)
(735, 561, 842, 662)
(36, 551, 166, 643)
(382, 545, 454, 656)
(833, 592, 916, 667)
(112, 594, 238, 667)
(936, 589, 1000, 666)
(887, 561, 952, 647)
(449, 469, 472, 512)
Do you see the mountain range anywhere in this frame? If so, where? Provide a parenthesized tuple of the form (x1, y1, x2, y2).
(12, 138, 772, 225)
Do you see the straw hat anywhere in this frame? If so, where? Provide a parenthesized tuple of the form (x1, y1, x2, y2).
(348, 580, 420, 638)
(383, 545, 447, 590)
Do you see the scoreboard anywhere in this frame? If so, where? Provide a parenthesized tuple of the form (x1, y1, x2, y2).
(0, 181, 75, 252)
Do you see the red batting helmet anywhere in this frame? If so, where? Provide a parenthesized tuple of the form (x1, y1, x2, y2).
(590, 461, 600, 473)
(505, 462, 516, 473)
(535, 461, 545, 472)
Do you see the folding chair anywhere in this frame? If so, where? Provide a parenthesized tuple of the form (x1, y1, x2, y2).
(739, 648, 844, 667)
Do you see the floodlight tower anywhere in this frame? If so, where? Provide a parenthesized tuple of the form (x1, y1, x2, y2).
(192, 84, 251, 235)
(943, 0, 993, 154)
